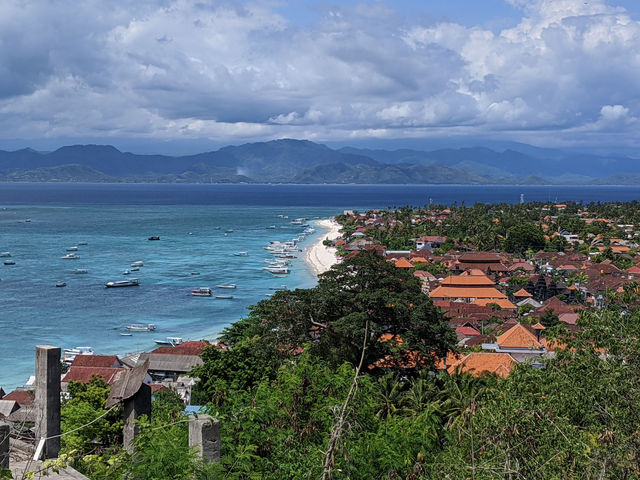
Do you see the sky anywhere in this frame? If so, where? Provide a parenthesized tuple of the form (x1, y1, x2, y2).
(1, 0, 640, 154)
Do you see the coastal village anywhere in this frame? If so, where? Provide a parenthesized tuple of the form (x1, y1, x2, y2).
(2, 200, 640, 477)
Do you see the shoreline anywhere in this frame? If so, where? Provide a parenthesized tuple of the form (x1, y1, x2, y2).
(305, 218, 341, 276)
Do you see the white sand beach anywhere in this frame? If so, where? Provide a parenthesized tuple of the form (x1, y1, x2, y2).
(306, 218, 341, 275)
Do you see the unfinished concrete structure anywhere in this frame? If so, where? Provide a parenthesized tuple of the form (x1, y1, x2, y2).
(35, 345, 61, 459)
(188, 415, 220, 463)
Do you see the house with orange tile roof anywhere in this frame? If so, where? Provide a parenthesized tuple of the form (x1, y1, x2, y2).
(472, 298, 517, 310)
(394, 257, 414, 269)
(513, 288, 533, 298)
(429, 272, 507, 303)
(481, 322, 547, 362)
(446, 352, 518, 377)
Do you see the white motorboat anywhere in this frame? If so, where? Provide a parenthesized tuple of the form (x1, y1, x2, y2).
(154, 337, 183, 346)
(74, 268, 88, 274)
(263, 266, 290, 274)
(61, 253, 79, 259)
(3, 260, 15, 265)
(66, 246, 78, 251)
(105, 278, 140, 288)
(63, 346, 94, 365)
(131, 260, 144, 267)
(56, 281, 67, 287)
(191, 287, 212, 297)
(216, 284, 236, 289)
(126, 323, 156, 332)
(0, 252, 11, 257)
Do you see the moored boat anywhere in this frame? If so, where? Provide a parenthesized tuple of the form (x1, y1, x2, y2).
(3, 260, 15, 265)
(263, 266, 290, 274)
(153, 337, 183, 346)
(191, 287, 212, 297)
(74, 268, 88, 274)
(148, 236, 160, 241)
(63, 346, 94, 364)
(131, 260, 144, 267)
(215, 295, 234, 299)
(61, 253, 79, 259)
(233, 251, 249, 256)
(56, 281, 67, 287)
(216, 284, 236, 289)
(0, 252, 11, 257)
(66, 246, 78, 251)
(126, 323, 156, 332)
(105, 278, 140, 288)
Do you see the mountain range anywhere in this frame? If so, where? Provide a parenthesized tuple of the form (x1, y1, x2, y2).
(0, 139, 638, 184)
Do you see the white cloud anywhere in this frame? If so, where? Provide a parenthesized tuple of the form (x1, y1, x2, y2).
(0, 0, 639, 150)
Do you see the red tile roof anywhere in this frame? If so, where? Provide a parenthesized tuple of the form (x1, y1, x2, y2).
(71, 355, 121, 368)
(429, 286, 507, 300)
(2, 390, 35, 406)
(513, 288, 533, 298)
(63, 367, 126, 385)
(152, 341, 210, 356)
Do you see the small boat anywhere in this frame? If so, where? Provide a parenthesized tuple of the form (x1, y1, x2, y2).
(130, 267, 140, 272)
(225, 229, 234, 233)
(120, 333, 132, 336)
(122, 270, 131, 275)
(0, 252, 10, 257)
(269, 285, 288, 290)
(24, 218, 31, 223)
(233, 251, 249, 256)
(126, 323, 156, 332)
(62, 346, 93, 364)
(78, 241, 88, 246)
(61, 253, 79, 259)
(267, 225, 277, 229)
(148, 236, 160, 241)
(131, 261, 144, 267)
(215, 226, 221, 230)
(191, 272, 200, 275)
(216, 284, 236, 289)
(74, 268, 88, 274)
(153, 337, 183, 346)
(263, 266, 290, 274)
(3, 260, 15, 265)
(191, 287, 212, 297)
(105, 278, 140, 288)
(56, 281, 67, 287)
(66, 246, 78, 252)
(215, 295, 234, 299)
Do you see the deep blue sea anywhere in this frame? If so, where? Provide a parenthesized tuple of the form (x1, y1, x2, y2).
(2, 182, 640, 390)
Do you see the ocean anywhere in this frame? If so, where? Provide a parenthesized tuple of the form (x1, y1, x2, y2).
(1, 182, 640, 389)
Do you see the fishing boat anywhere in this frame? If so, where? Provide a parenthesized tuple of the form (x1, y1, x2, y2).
(62, 346, 94, 364)
(148, 236, 160, 241)
(225, 229, 234, 233)
(216, 284, 236, 289)
(131, 260, 144, 267)
(66, 246, 78, 251)
(56, 281, 67, 287)
(153, 337, 183, 346)
(105, 278, 140, 288)
(126, 323, 156, 332)
(267, 225, 277, 229)
(77, 241, 88, 246)
(122, 269, 131, 275)
(263, 266, 290, 274)
(191, 287, 212, 297)
(233, 251, 249, 256)
(269, 285, 288, 290)
(74, 268, 88, 274)
(3, 260, 15, 265)
(0, 252, 11, 257)
(215, 295, 234, 299)
(120, 333, 132, 336)
(61, 253, 79, 259)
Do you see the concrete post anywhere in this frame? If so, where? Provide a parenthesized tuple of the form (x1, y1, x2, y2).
(188, 415, 220, 463)
(35, 345, 61, 459)
(0, 423, 9, 469)
(123, 383, 151, 453)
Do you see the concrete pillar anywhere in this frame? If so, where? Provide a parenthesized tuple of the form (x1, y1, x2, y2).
(123, 383, 151, 453)
(0, 423, 9, 469)
(35, 345, 61, 459)
(189, 415, 220, 463)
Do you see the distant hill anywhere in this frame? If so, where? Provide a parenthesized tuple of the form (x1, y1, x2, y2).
(0, 138, 639, 184)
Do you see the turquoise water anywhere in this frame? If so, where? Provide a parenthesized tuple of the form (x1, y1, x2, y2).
(0, 204, 339, 389)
